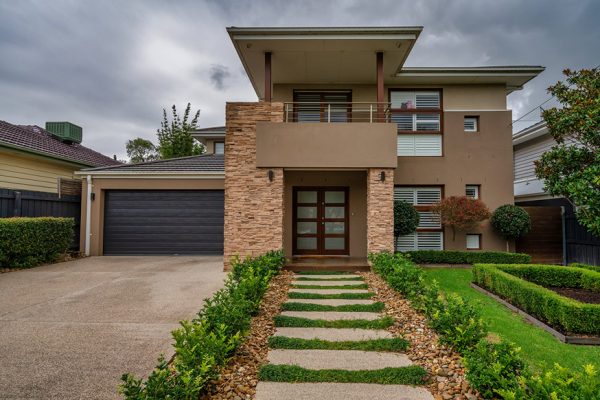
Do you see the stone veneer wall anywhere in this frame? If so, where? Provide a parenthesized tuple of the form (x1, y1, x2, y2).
(366, 168, 395, 253)
(224, 102, 285, 269)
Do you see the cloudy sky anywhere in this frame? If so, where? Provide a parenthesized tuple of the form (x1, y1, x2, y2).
(1, 0, 598, 159)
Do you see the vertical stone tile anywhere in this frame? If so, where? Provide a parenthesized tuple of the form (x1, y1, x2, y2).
(367, 168, 395, 253)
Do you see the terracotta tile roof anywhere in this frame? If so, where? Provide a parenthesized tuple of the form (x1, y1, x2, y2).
(0, 120, 121, 167)
(82, 154, 224, 173)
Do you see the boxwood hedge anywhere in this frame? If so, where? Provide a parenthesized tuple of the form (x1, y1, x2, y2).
(404, 250, 531, 265)
(472, 264, 600, 334)
(570, 262, 600, 274)
(0, 217, 74, 268)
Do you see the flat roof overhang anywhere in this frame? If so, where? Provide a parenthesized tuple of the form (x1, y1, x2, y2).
(392, 66, 545, 94)
(227, 26, 423, 99)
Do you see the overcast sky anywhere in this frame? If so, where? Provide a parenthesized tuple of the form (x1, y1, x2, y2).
(1, 0, 598, 159)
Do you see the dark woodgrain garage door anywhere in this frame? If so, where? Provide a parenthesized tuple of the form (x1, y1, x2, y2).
(103, 190, 224, 255)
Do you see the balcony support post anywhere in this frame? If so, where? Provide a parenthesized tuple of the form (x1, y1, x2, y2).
(376, 52, 384, 121)
(265, 52, 272, 102)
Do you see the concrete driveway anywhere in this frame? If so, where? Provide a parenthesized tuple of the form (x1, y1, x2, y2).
(0, 256, 226, 399)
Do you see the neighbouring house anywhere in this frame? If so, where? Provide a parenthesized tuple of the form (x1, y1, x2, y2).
(0, 120, 120, 249)
(77, 26, 544, 268)
(513, 121, 600, 265)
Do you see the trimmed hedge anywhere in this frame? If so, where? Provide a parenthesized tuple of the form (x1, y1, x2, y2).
(403, 250, 531, 265)
(120, 250, 286, 399)
(472, 264, 600, 334)
(0, 217, 74, 268)
(496, 264, 600, 293)
(570, 262, 600, 274)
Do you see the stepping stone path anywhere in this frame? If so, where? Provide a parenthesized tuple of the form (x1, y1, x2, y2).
(256, 272, 434, 400)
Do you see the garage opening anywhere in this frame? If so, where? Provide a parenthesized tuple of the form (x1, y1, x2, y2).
(103, 190, 224, 255)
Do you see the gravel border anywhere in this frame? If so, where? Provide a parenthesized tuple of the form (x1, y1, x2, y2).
(360, 272, 480, 400)
(202, 271, 294, 399)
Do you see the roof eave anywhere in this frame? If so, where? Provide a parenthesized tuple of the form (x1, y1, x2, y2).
(74, 170, 225, 178)
(0, 142, 96, 168)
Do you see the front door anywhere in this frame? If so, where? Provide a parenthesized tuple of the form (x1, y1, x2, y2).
(293, 187, 349, 255)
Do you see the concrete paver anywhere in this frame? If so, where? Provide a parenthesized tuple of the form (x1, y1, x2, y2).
(280, 311, 381, 321)
(285, 299, 375, 306)
(289, 288, 370, 294)
(267, 349, 413, 370)
(273, 327, 393, 341)
(255, 382, 435, 400)
(296, 274, 361, 280)
(292, 280, 366, 287)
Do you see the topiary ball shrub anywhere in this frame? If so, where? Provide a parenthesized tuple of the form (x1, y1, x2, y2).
(394, 200, 420, 238)
(491, 205, 531, 240)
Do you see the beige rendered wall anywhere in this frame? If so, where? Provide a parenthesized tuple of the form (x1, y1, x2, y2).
(79, 177, 224, 255)
(0, 149, 79, 193)
(284, 171, 367, 258)
(395, 111, 515, 251)
(273, 84, 507, 110)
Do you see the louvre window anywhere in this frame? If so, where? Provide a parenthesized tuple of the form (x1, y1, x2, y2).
(464, 116, 479, 132)
(293, 91, 351, 122)
(394, 186, 444, 251)
(397, 134, 442, 156)
(465, 185, 480, 199)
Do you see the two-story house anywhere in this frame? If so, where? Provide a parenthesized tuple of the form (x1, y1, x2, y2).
(78, 26, 543, 268)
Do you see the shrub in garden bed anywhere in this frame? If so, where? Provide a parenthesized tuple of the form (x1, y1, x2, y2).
(570, 262, 600, 274)
(0, 217, 74, 268)
(472, 264, 600, 334)
(119, 250, 285, 399)
(404, 250, 531, 265)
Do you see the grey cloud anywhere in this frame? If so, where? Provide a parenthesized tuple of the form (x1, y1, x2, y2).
(209, 64, 231, 90)
(0, 0, 598, 159)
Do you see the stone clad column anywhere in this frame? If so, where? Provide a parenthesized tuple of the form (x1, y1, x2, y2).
(366, 168, 395, 254)
(224, 101, 285, 269)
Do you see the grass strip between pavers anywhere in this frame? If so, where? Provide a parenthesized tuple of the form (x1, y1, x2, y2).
(288, 292, 374, 300)
(268, 336, 409, 351)
(292, 283, 369, 289)
(259, 364, 427, 385)
(282, 302, 385, 312)
(294, 271, 354, 275)
(274, 315, 394, 329)
(294, 276, 364, 281)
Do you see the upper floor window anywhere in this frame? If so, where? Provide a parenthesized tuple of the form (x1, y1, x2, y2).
(390, 90, 441, 132)
(214, 141, 225, 155)
(292, 91, 351, 123)
(464, 116, 479, 132)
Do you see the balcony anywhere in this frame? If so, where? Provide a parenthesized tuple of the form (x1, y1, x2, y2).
(283, 102, 392, 123)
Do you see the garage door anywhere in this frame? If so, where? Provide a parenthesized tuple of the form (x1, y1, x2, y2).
(103, 190, 224, 255)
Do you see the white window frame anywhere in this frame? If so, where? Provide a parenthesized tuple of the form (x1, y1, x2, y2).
(464, 116, 479, 132)
(466, 234, 481, 250)
(214, 141, 225, 155)
(394, 186, 444, 251)
(465, 185, 480, 200)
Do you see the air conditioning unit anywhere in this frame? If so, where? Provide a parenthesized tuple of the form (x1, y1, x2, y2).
(45, 122, 82, 144)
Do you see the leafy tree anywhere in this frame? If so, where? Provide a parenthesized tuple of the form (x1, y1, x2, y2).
(125, 137, 159, 163)
(432, 196, 491, 241)
(535, 68, 600, 236)
(394, 201, 420, 251)
(157, 103, 204, 159)
(491, 204, 531, 251)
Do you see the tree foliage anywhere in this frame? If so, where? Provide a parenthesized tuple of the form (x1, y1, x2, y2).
(535, 68, 600, 236)
(491, 204, 531, 241)
(394, 201, 420, 249)
(432, 196, 491, 240)
(125, 137, 159, 163)
(157, 103, 204, 159)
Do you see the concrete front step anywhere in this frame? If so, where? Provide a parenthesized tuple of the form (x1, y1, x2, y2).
(280, 311, 381, 321)
(295, 274, 362, 280)
(273, 327, 393, 341)
(255, 382, 434, 400)
(292, 280, 366, 287)
(285, 299, 375, 306)
(289, 289, 370, 294)
(267, 349, 413, 370)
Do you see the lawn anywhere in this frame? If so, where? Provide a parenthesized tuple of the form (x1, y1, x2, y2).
(424, 268, 600, 372)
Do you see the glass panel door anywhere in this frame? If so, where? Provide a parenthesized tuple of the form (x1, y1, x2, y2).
(293, 187, 348, 255)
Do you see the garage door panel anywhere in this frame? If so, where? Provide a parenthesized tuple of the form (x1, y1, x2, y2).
(103, 190, 224, 255)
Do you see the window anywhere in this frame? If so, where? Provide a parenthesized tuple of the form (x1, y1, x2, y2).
(466, 234, 481, 250)
(394, 186, 444, 251)
(214, 141, 225, 155)
(464, 116, 479, 132)
(391, 90, 442, 157)
(293, 91, 352, 122)
(465, 185, 480, 200)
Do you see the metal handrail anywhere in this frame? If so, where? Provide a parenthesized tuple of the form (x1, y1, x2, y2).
(283, 102, 393, 123)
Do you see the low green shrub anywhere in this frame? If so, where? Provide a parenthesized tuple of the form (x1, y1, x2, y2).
(472, 264, 600, 334)
(404, 250, 531, 265)
(119, 250, 285, 399)
(496, 264, 600, 293)
(463, 340, 527, 399)
(369, 252, 487, 351)
(570, 262, 600, 274)
(498, 363, 600, 400)
(0, 217, 74, 268)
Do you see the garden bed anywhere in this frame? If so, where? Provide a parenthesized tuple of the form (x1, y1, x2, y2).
(551, 287, 600, 304)
(472, 263, 600, 343)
